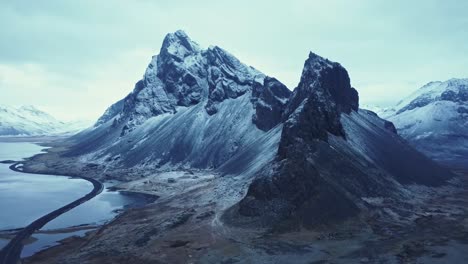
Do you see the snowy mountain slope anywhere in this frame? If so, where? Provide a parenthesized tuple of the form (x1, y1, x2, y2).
(64, 31, 453, 228)
(0, 104, 91, 136)
(70, 93, 278, 170)
(380, 79, 468, 169)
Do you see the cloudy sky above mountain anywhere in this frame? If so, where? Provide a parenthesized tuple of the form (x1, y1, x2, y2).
(1, 0, 467, 120)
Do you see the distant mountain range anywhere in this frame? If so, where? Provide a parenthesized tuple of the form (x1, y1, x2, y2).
(369, 78, 468, 169)
(0, 104, 91, 136)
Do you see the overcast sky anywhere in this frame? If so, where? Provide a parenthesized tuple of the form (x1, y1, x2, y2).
(1, 0, 467, 121)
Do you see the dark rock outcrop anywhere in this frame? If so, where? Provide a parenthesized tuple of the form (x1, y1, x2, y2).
(279, 52, 358, 149)
(156, 30, 205, 107)
(441, 86, 468, 102)
(284, 52, 358, 118)
(238, 53, 363, 227)
(251, 77, 291, 131)
(384, 120, 398, 134)
(458, 106, 468, 114)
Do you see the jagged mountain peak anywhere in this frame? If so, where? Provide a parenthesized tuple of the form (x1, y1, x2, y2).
(286, 53, 358, 114)
(302, 52, 358, 113)
(96, 30, 284, 135)
(205, 45, 263, 81)
(159, 30, 201, 60)
(303, 52, 337, 72)
(282, 52, 359, 145)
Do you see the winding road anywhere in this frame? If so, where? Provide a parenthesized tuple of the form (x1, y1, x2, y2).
(0, 163, 104, 264)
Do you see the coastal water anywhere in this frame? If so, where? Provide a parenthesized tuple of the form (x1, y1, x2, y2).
(0, 141, 151, 257)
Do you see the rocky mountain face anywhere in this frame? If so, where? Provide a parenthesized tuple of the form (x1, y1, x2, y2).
(252, 77, 291, 131)
(68, 31, 453, 228)
(377, 79, 468, 169)
(237, 53, 362, 226)
(0, 105, 90, 136)
(234, 53, 451, 228)
(97, 30, 275, 136)
(280, 52, 358, 146)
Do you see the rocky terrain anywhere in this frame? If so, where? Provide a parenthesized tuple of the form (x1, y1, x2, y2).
(18, 31, 465, 263)
(376, 79, 468, 169)
(24, 168, 468, 264)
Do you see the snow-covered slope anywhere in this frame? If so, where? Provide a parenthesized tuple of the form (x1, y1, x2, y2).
(381, 79, 468, 169)
(0, 105, 91, 136)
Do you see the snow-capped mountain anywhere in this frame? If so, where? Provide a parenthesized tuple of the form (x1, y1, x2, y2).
(0, 104, 91, 136)
(70, 30, 290, 169)
(377, 79, 468, 169)
(65, 31, 452, 228)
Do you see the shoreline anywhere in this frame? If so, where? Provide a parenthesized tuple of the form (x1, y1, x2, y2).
(0, 162, 104, 264)
(0, 224, 99, 248)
